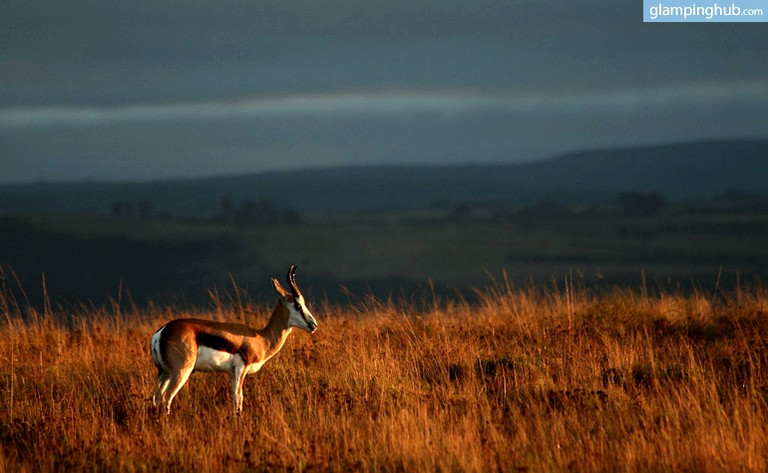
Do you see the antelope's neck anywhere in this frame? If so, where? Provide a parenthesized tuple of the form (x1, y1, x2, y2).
(259, 304, 293, 360)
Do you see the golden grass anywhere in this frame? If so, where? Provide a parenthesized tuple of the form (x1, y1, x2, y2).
(2, 281, 768, 472)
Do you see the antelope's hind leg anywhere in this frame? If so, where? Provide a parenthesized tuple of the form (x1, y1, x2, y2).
(161, 366, 194, 415)
(152, 370, 170, 408)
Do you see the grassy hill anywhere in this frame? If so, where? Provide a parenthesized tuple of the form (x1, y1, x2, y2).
(2, 283, 768, 471)
(520, 139, 768, 199)
(1, 139, 766, 218)
(2, 204, 767, 308)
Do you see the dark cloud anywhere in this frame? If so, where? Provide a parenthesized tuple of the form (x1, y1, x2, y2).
(0, 0, 766, 182)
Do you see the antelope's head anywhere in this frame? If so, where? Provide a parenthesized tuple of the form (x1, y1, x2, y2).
(271, 265, 318, 333)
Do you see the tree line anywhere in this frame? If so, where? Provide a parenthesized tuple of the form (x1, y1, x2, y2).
(110, 197, 302, 226)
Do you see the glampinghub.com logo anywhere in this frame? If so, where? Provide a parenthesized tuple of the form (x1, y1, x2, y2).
(644, 0, 766, 21)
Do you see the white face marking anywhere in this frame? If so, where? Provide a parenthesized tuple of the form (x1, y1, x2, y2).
(288, 297, 318, 333)
(194, 346, 242, 372)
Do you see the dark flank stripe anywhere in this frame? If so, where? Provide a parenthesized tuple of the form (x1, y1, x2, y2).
(196, 332, 240, 354)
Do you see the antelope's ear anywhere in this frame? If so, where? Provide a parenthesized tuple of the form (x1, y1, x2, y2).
(271, 278, 289, 297)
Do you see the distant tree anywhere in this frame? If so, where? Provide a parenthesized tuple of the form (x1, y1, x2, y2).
(618, 192, 667, 216)
(220, 196, 235, 223)
(236, 200, 257, 226)
(138, 201, 153, 219)
(222, 197, 299, 226)
(448, 204, 473, 223)
(111, 202, 134, 218)
(283, 209, 303, 226)
(233, 199, 276, 226)
(123, 202, 134, 218)
(255, 199, 277, 223)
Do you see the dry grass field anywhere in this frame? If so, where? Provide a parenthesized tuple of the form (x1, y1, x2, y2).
(2, 278, 768, 472)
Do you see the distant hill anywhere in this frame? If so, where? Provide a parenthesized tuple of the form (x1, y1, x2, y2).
(1, 139, 766, 218)
(514, 140, 768, 199)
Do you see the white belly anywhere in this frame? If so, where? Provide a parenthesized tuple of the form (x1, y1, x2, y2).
(194, 346, 242, 372)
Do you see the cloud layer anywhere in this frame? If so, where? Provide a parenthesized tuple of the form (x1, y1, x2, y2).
(3, 82, 767, 129)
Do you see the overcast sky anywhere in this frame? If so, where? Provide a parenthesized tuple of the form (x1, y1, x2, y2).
(1, 0, 766, 183)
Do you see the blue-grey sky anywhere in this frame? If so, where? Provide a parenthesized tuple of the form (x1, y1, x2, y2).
(1, 0, 767, 183)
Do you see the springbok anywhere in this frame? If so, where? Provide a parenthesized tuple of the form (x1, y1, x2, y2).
(150, 265, 317, 416)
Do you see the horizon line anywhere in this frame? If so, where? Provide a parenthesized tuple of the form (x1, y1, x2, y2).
(0, 136, 765, 187)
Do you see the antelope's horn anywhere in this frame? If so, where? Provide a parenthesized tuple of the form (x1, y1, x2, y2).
(287, 265, 302, 298)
